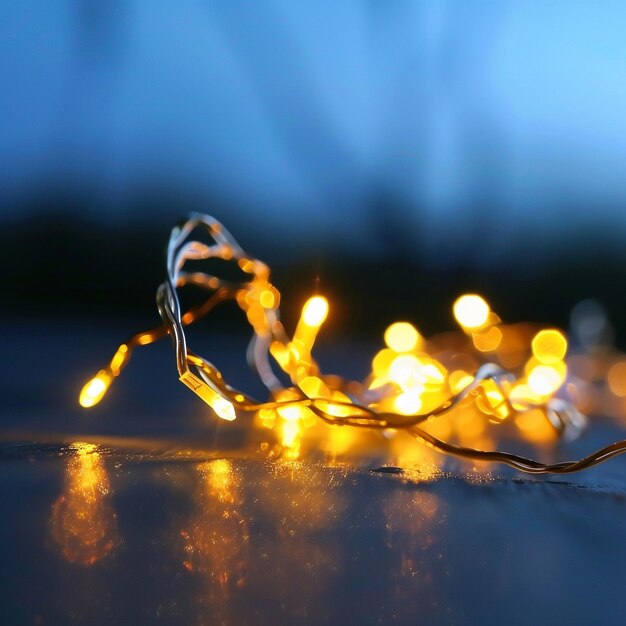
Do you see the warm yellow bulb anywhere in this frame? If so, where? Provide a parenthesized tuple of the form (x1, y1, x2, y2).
(389, 354, 422, 388)
(453, 294, 490, 329)
(528, 365, 565, 396)
(210, 396, 236, 421)
(449, 370, 474, 394)
(394, 390, 423, 415)
(299, 376, 330, 399)
(509, 383, 542, 410)
(259, 289, 276, 309)
(384, 322, 420, 352)
(476, 381, 510, 420)
(79, 373, 110, 408)
(302, 296, 329, 327)
(371, 348, 396, 379)
(531, 329, 567, 364)
(109, 344, 128, 375)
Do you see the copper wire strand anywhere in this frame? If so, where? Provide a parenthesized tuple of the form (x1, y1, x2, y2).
(83, 213, 626, 474)
(409, 427, 626, 474)
(94, 288, 232, 387)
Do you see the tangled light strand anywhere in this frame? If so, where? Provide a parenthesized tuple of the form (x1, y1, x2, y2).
(80, 214, 626, 474)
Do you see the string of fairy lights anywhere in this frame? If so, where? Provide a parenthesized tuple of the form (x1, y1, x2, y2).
(80, 213, 626, 474)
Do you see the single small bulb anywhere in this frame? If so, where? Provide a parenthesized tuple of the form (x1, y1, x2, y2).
(211, 396, 236, 421)
(528, 365, 565, 396)
(394, 390, 423, 415)
(79, 372, 110, 408)
(259, 289, 276, 309)
(531, 329, 567, 364)
(453, 294, 490, 329)
(302, 296, 329, 327)
(384, 322, 420, 352)
(389, 354, 422, 388)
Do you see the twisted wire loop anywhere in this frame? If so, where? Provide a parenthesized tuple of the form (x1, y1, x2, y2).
(79, 213, 626, 474)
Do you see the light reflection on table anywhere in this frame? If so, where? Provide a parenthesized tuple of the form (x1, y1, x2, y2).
(2, 438, 626, 625)
(51, 443, 119, 566)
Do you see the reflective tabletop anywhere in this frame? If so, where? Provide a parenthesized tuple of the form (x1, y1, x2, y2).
(3, 322, 626, 625)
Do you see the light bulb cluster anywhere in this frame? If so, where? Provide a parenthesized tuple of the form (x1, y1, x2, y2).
(80, 213, 626, 474)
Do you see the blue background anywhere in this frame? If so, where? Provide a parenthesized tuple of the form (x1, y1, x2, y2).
(2, 2, 626, 334)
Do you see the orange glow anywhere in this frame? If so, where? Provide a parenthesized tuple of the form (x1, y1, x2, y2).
(180, 460, 248, 617)
(528, 363, 566, 397)
(210, 395, 237, 422)
(259, 289, 276, 309)
(275, 390, 311, 458)
(79, 371, 111, 408)
(51, 443, 118, 566)
(608, 361, 626, 397)
(476, 380, 510, 420)
(372, 348, 396, 379)
(509, 383, 543, 410)
(207, 459, 236, 503)
(455, 411, 486, 440)
(394, 390, 423, 415)
(449, 370, 474, 394)
(179, 370, 237, 421)
(384, 322, 420, 352)
(531, 329, 568, 364)
(453, 294, 490, 329)
(109, 344, 128, 375)
(287, 295, 329, 373)
(324, 424, 359, 459)
(473, 326, 502, 352)
(515, 409, 556, 443)
(389, 354, 423, 388)
(299, 375, 331, 399)
(301, 296, 329, 327)
(82, 212, 626, 474)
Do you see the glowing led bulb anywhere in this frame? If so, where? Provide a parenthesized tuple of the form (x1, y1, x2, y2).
(453, 294, 490, 329)
(79, 372, 110, 408)
(299, 376, 330, 399)
(531, 329, 567, 364)
(528, 365, 564, 396)
(302, 296, 329, 327)
(509, 383, 542, 410)
(449, 370, 474, 394)
(259, 289, 276, 309)
(476, 381, 510, 420)
(389, 354, 423, 389)
(78, 212, 626, 477)
(210, 396, 237, 422)
(384, 322, 420, 352)
(394, 390, 423, 415)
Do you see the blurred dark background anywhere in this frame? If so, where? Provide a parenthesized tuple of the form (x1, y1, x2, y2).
(6, 9, 626, 625)
(2, 2, 626, 342)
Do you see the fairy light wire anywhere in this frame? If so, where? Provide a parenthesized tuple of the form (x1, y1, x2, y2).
(79, 213, 626, 474)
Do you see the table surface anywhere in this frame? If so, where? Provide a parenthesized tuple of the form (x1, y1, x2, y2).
(2, 320, 626, 625)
